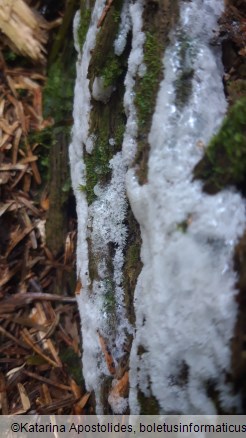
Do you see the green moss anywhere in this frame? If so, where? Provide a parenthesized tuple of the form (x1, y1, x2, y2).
(137, 388, 160, 415)
(84, 97, 126, 205)
(193, 97, 246, 193)
(102, 56, 123, 88)
(174, 33, 196, 108)
(77, 5, 91, 49)
(123, 209, 142, 325)
(134, 30, 164, 184)
(174, 68, 194, 108)
(227, 79, 246, 104)
(78, 184, 87, 192)
(83, 0, 128, 204)
(135, 32, 162, 127)
(60, 347, 84, 385)
(43, 57, 75, 123)
(88, 0, 123, 82)
(103, 278, 116, 317)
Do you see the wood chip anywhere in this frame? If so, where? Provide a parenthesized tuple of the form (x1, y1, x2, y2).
(74, 392, 91, 412)
(109, 371, 129, 399)
(98, 332, 116, 375)
(21, 328, 59, 368)
(23, 370, 72, 392)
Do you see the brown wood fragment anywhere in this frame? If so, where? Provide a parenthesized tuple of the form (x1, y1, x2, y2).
(0, 292, 76, 314)
(21, 328, 58, 368)
(98, 332, 116, 375)
(17, 382, 31, 412)
(109, 371, 129, 399)
(74, 392, 91, 413)
(23, 370, 72, 392)
(0, 372, 9, 414)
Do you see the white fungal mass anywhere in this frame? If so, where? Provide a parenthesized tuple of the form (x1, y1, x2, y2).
(70, 0, 245, 414)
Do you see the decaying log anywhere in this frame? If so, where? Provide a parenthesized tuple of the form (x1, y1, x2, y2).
(0, 0, 48, 62)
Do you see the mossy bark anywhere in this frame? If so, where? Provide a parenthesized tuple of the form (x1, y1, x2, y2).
(45, 10, 77, 294)
(79, 0, 246, 414)
(80, 0, 181, 413)
(194, 0, 246, 410)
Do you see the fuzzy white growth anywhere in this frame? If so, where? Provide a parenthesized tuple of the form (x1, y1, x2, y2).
(71, 0, 143, 413)
(92, 76, 115, 103)
(69, 0, 106, 412)
(114, 0, 131, 56)
(128, 0, 245, 414)
(108, 392, 129, 413)
(89, 153, 132, 362)
(122, 0, 145, 165)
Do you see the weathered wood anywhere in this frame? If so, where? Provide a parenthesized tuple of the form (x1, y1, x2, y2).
(0, 0, 48, 62)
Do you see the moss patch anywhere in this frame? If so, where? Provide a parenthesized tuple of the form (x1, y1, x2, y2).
(227, 79, 246, 104)
(193, 97, 246, 194)
(88, 0, 124, 87)
(173, 31, 196, 108)
(134, 0, 179, 184)
(60, 347, 84, 386)
(135, 32, 163, 127)
(77, 0, 92, 49)
(84, 96, 126, 204)
(123, 208, 142, 326)
(44, 57, 75, 123)
(137, 387, 160, 415)
(101, 55, 123, 88)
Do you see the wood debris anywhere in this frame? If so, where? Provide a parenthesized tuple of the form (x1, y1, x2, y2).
(0, 17, 91, 414)
(0, 0, 48, 63)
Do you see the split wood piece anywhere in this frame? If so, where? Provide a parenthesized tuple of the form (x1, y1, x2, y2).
(64, 231, 76, 265)
(0, 171, 11, 185)
(0, 372, 9, 414)
(74, 392, 91, 414)
(0, 118, 19, 135)
(63, 313, 81, 355)
(75, 279, 82, 295)
(21, 328, 58, 368)
(1, 314, 53, 332)
(5, 224, 35, 258)
(17, 382, 31, 412)
(0, 326, 30, 350)
(24, 141, 41, 185)
(12, 127, 22, 165)
(6, 75, 18, 98)
(7, 94, 26, 133)
(0, 292, 76, 315)
(109, 371, 129, 399)
(0, 133, 10, 149)
(10, 165, 28, 188)
(37, 395, 76, 415)
(0, 201, 15, 217)
(0, 163, 26, 171)
(0, 262, 22, 288)
(30, 302, 62, 367)
(57, 323, 76, 349)
(98, 332, 116, 375)
(0, 98, 5, 117)
(23, 370, 72, 392)
(17, 195, 41, 217)
(0, 0, 48, 62)
(97, 0, 114, 28)
(69, 378, 82, 400)
(23, 173, 31, 193)
(21, 208, 37, 250)
(42, 383, 52, 406)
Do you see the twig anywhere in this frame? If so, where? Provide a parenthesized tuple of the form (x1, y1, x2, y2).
(23, 370, 73, 391)
(0, 292, 76, 315)
(97, 0, 114, 28)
